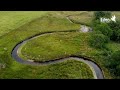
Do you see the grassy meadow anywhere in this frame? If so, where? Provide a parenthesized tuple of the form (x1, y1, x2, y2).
(0, 11, 47, 37)
(0, 11, 120, 79)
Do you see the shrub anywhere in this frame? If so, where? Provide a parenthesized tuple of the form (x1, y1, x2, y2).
(108, 20, 120, 42)
(89, 33, 110, 49)
(91, 19, 100, 28)
(94, 23, 113, 38)
(94, 11, 111, 20)
(109, 50, 120, 77)
(111, 50, 120, 62)
(108, 20, 120, 30)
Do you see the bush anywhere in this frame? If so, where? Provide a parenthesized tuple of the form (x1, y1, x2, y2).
(108, 20, 120, 42)
(94, 11, 111, 20)
(91, 19, 100, 28)
(89, 33, 110, 49)
(111, 50, 120, 62)
(94, 23, 113, 38)
(109, 50, 120, 77)
(108, 20, 120, 30)
(114, 29, 120, 42)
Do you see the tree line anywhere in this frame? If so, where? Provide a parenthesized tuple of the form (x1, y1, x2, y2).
(89, 11, 120, 78)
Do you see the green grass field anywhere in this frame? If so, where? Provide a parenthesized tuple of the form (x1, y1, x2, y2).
(0, 11, 47, 37)
(20, 32, 93, 62)
(0, 11, 93, 79)
(49, 11, 93, 26)
(0, 60, 93, 79)
(0, 11, 120, 79)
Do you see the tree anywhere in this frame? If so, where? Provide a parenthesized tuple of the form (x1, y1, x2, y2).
(89, 33, 109, 49)
(94, 23, 113, 38)
(108, 20, 120, 42)
(94, 11, 111, 20)
(109, 50, 120, 77)
(111, 50, 120, 62)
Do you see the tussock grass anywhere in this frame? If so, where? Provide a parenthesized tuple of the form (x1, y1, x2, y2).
(0, 60, 93, 79)
(20, 32, 93, 62)
(1, 11, 120, 78)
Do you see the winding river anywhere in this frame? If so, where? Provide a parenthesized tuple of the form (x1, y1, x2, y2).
(11, 16, 104, 79)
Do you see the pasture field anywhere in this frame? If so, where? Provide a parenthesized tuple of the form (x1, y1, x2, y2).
(0, 11, 120, 79)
